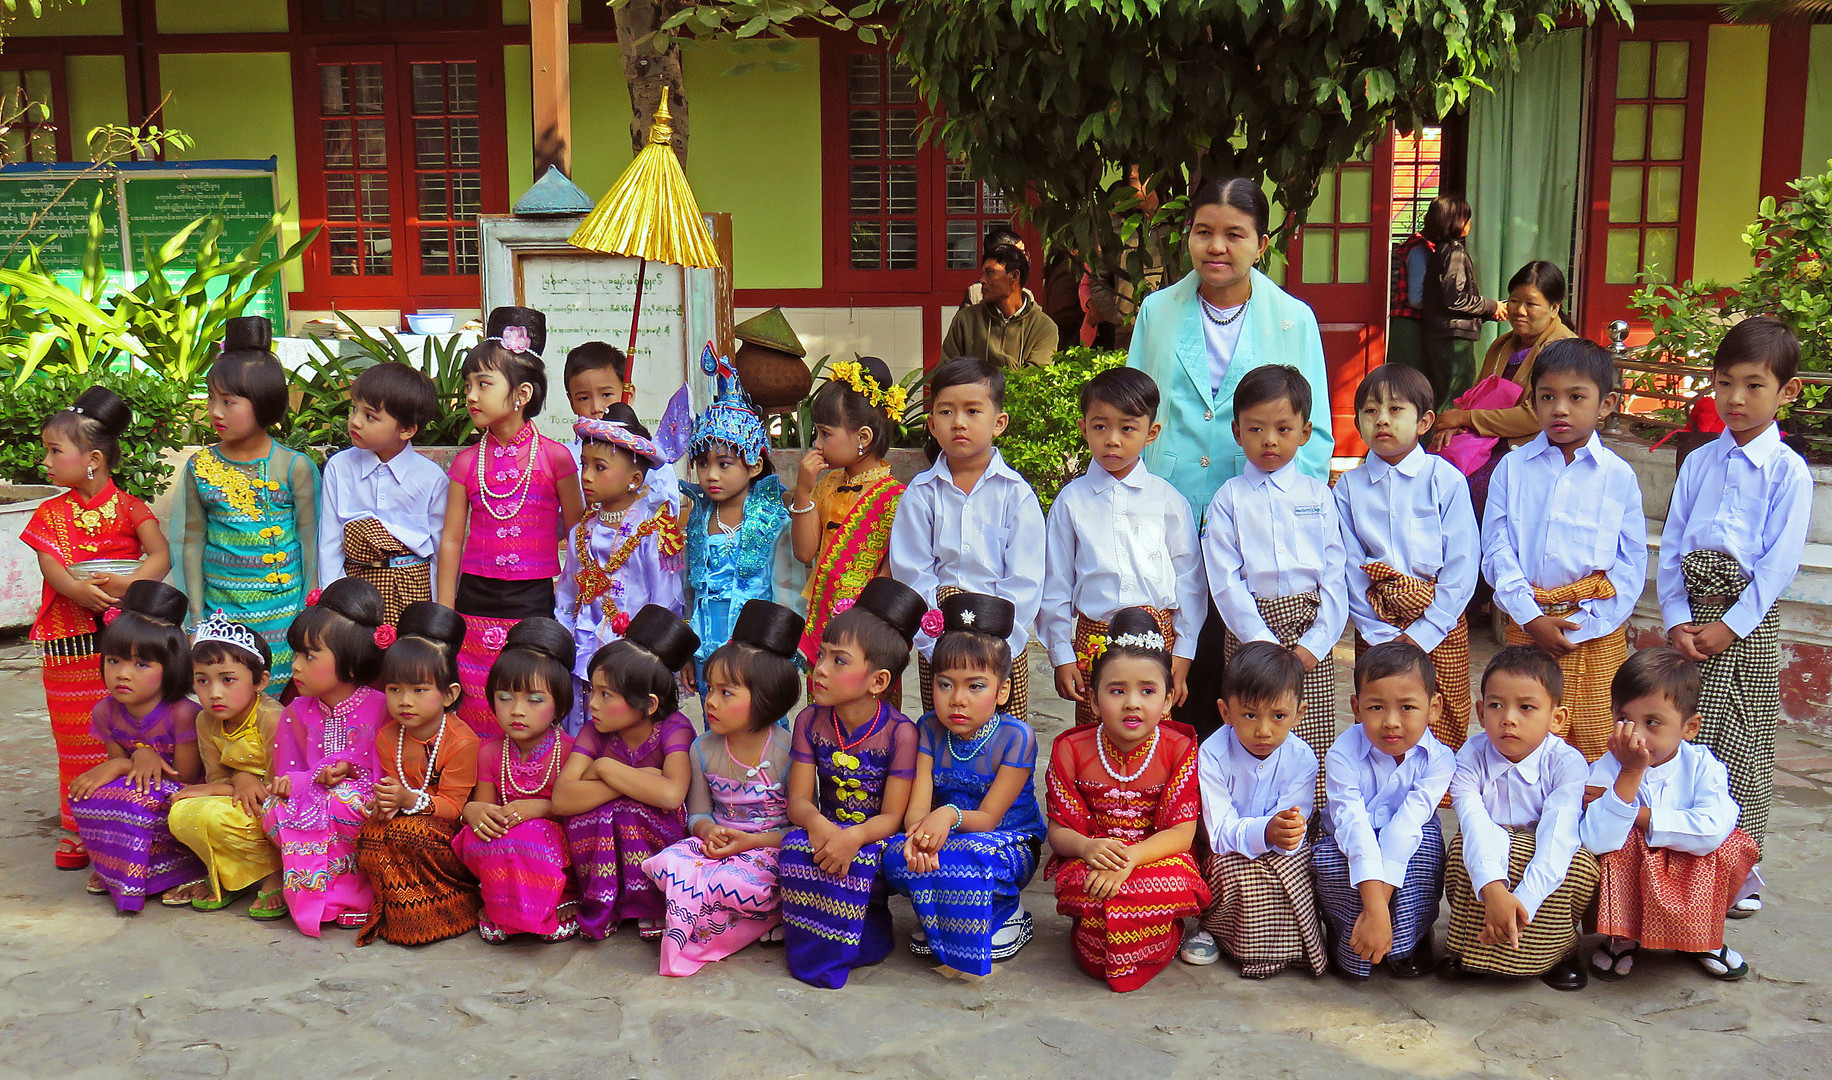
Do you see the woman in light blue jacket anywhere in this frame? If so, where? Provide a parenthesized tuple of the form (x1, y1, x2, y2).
(1125, 176, 1333, 741)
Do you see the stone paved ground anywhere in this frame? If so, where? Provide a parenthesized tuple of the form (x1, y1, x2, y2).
(1, 638, 1828, 1080)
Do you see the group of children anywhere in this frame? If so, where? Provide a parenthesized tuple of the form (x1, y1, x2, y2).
(25, 299, 1808, 994)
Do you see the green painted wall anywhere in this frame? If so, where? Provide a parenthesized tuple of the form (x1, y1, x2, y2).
(10, 0, 121, 35)
(159, 53, 304, 293)
(502, 0, 582, 26)
(156, 0, 289, 33)
(1806, 27, 1832, 179)
(1692, 25, 1768, 285)
(65, 54, 128, 157)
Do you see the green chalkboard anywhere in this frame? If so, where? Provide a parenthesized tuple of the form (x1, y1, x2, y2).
(120, 171, 283, 322)
(0, 173, 123, 289)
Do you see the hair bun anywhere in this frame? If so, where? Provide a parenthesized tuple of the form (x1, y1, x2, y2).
(486, 306, 547, 357)
(940, 591, 1014, 641)
(396, 601, 467, 656)
(853, 578, 926, 644)
(222, 315, 274, 354)
(625, 605, 699, 672)
(119, 579, 187, 627)
(1106, 606, 1169, 651)
(859, 356, 894, 399)
(69, 386, 132, 438)
(316, 577, 384, 628)
(502, 616, 577, 670)
(731, 600, 805, 660)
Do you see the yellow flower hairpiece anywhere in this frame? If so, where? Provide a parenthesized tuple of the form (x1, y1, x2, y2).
(825, 360, 901, 413)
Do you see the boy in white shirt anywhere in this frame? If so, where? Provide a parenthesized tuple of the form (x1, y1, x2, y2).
(1658, 315, 1811, 918)
(889, 355, 1046, 717)
(318, 362, 448, 623)
(1313, 640, 1455, 980)
(1335, 363, 1478, 751)
(1584, 647, 1760, 981)
(1182, 642, 1327, 978)
(1042, 367, 1204, 727)
(1440, 646, 1597, 990)
(1481, 338, 1647, 762)
(1203, 363, 1348, 774)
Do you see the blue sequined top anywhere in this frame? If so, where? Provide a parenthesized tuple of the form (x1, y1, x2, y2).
(685, 472, 789, 673)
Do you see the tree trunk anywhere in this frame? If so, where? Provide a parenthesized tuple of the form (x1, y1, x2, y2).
(614, 0, 688, 164)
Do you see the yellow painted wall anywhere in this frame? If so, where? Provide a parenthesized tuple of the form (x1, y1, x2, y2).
(9, 0, 121, 35)
(1806, 27, 1832, 179)
(156, 0, 289, 33)
(65, 54, 128, 158)
(158, 52, 304, 293)
(1692, 25, 1768, 285)
(502, 0, 582, 26)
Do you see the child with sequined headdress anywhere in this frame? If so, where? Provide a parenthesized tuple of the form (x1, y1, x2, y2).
(436, 306, 584, 737)
(790, 356, 907, 667)
(556, 397, 689, 734)
(684, 347, 789, 694)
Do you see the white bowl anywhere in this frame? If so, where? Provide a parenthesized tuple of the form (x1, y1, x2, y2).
(405, 312, 455, 335)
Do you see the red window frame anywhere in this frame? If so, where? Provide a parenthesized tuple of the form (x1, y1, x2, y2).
(301, 0, 488, 34)
(0, 55, 71, 163)
(292, 43, 509, 311)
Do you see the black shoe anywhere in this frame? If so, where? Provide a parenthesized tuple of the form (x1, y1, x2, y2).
(1330, 963, 1370, 984)
(1386, 931, 1434, 979)
(1541, 951, 1589, 992)
(1436, 952, 1476, 980)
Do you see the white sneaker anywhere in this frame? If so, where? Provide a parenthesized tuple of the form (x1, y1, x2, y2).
(1180, 928, 1221, 966)
(989, 908, 1034, 961)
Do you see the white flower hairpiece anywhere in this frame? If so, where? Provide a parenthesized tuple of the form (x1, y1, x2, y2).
(1107, 631, 1167, 653)
(193, 610, 264, 661)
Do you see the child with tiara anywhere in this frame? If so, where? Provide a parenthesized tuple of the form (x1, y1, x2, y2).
(27, 385, 171, 870)
(437, 306, 583, 736)
(167, 608, 283, 915)
(789, 356, 907, 665)
(557, 400, 688, 733)
(554, 605, 700, 940)
(174, 317, 318, 692)
(780, 577, 926, 989)
(357, 602, 481, 946)
(69, 581, 205, 911)
(642, 599, 806, 975)
(884, 592, 1047, 978)
(683, 351, 788, 693)
(263, 579, 393, 935)
(453, 618, 580, 943)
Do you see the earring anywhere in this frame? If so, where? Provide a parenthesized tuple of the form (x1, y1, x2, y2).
(86, 466, 94, 480)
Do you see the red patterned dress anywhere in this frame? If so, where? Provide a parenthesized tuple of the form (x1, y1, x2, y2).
(1045, 721, 1211, 992)
(21, 483, 155, 833)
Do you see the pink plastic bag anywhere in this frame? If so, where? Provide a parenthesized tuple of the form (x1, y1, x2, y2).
(1434, 375, 1523, 476)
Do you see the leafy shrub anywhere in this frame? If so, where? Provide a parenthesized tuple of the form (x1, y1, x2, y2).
(276, 313, 477, 461)
(999, 346, 1126, 512)
(0, 365, 194, 501)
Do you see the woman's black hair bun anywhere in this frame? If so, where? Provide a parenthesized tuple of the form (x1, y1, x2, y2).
(396, 601, 467, 655)
(854, 577, 926, 644)
(315, 577, 384, 628)
(221, 315, 274, 354)
(624, 605, 700, 671)
(730, 600, 806, 660)
(502, 616, 577, 670)
(940, 591, 1013, 641)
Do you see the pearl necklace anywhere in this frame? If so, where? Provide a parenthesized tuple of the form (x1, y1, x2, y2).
(323, 686, 368, 756)
(1097, 726, 1160, 785)
(396, 713, 449, 814)
(944, 717, 1001, 763)
(500, 728, 560, 798)
(476, 426, 537, 520)
(597, 507, 628, 528)
(1199, 294, 1248, 327)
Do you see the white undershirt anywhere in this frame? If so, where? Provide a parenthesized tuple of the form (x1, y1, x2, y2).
(1201, 297, 1248, 395)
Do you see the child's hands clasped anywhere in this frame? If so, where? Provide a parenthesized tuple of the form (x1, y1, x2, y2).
(1264, 806, 1306, 852)
(315, 761, 354, 788)
(1081, 836, 1131, 873)
(464, 802, 516, 841)
(703, 826, 751, 859)
(370, 776, 404, 820)
(229, 771, 270, 819)
(1670, 620, 1735, 661)
(1084, 863, 1135, 901)
(811, 825, 865, 876)
(902, 807, 959, 873)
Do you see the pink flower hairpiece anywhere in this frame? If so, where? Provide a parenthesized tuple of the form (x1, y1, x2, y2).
(373, 624, 398, 648)
(831, 597, 855, 616)
(101, 606, 121, 626)
(481, 625, 508, 650)
(500, 325, 532, 354)
(610, 611, 632, 637)
(305, 588, 322, 607)
(920, 608, 945, 638)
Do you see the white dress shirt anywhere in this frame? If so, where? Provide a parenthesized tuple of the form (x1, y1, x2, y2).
(1197, 727, 1318, 858)
(1324, 725, 1455, 888)
(1201, 458, 1349, 659)
(1581, 741, 1741, 857)
(1040, 462, 1205, 665)
(318, 445, 449, 588)
(1334, 445, 1479, 652)
(888, 448, 1047, 660)
(1449, 732, 1590, 920)
(1481, 432, 1648, 642)
(1657, 424, 1813, 638)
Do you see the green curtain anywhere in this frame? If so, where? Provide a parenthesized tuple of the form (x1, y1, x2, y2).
(1468, 29, 1586, 346)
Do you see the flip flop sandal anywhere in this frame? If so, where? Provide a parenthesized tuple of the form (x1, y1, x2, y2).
(85, 873, 109, 895)
(638, 918, 665, 941)
(1591, 938, 1639, 981)
(1691, 945, 1749, 981)
(162, 880, 211, 907)
(247, 888, 288, 920)
(191, 885, 243, 911)
(55, 837, 90, 871)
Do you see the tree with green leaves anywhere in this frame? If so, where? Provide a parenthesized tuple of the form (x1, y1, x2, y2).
(622, 0, 1630, 287)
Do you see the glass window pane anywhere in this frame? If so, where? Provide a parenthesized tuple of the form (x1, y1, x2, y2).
(1653, 41, 1689, 99)
(24, 69, 52, 106)
(448, 62, 477, 113)
(3, 128, 25, 163)
(353, 64, 384, 114)
(412, 64, 444, 115)
(946, 163, 977, 214)
(848, 112, 880, 161)
(886, 220, 917, 269)
(1337, 169, 1373, 224)
(421, 226, 451, 274)
(979, 181, 1006, 215)
(356, 117, 387, 166)
(1300, 229, 1335, 284)
(0, 71, 19, 99)
(1313, 171, 1338, 225)
(359, 174, 389, 220)
(848, 54, 880, 105)
(1612, 104, 1646, 161)
(320, 66, 350, 115)
(849, 165, 881, 214)
(321, 119, 353, 166)
(366, 230, 392, 274)
(1648, 104, 1686, 160)
(1608, 167, 1644, 223)
(886, 60, 917, 104)
(1643, 227, 1678, 282)
(946, 219, 979, 270)
(454, 225, 479, 274)
(886, 110, 918, 158)
(1336, 228, 1370, 283)
(329, 226, 361, 274)
(448, 117, 479, 167)
(1616, 40, 1651, 99)
(451, 174, 481, 220)
(327, 176, 358, 220)
(886, 164, 917, 215)
(28, 127, 54, 162)
(850, 221, 882, 269)
(415, 117, 447, 167)
(1604, 228, 1642, 284)
(1645, 166, 1682, 223)
(418, 175, 447, 220)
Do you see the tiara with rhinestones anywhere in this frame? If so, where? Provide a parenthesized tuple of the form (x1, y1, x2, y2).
(193, 610, 264, 661)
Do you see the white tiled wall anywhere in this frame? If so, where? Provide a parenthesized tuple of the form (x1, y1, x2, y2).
(734, 306, 928, 383)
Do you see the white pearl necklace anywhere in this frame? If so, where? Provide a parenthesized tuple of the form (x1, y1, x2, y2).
(396, 713, 449, 814)
(1097, 726, 1160, 785)
(500, 728, 560, 799)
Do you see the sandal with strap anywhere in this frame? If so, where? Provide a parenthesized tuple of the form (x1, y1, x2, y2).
(55, 836, 90, 871)
(1691, 945, 1749, 981)
(1591, 937, 1639, 981)
(85, 872, 109, 895)
(191, 884, 245, 912)
(162, 880, 211, 907)
(247, 888, 288, 921)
